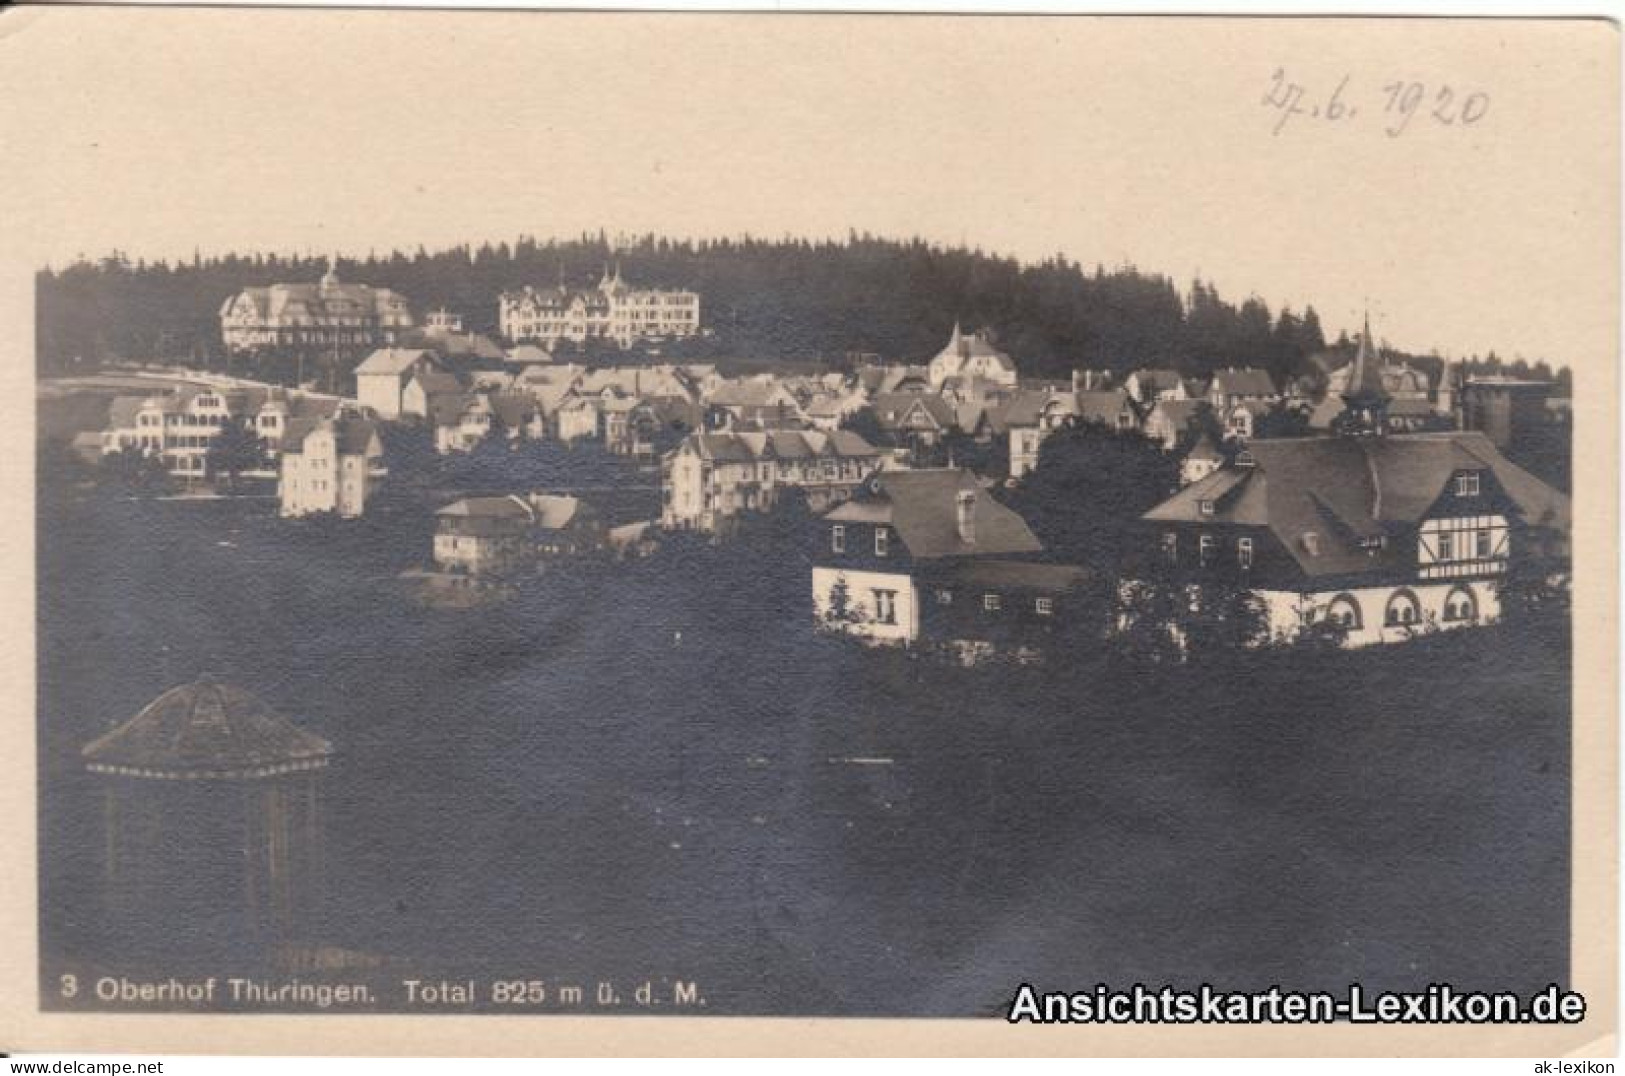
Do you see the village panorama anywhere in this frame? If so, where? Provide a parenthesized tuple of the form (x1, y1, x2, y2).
(36, 236, 1573, 1017)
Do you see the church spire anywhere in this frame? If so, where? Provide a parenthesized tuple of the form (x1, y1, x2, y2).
(1338, 308, 1391, 436)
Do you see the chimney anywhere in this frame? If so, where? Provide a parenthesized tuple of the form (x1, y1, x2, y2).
(1072, 369, 1083, 393)
(955, 489, 977, 546)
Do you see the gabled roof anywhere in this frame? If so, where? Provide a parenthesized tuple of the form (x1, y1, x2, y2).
(1210, 367, 1276, 397)
(872, 392, 956, 431)
(1075, 388, 1136, 425)
(1186, 433, 1224, 463)
(284, 410, 381, 455)
(1148, 398, 1202, 428)
(676, 429, 878, 463)
(507, 344, 555, 366)
(490, 392, 541, 428)
(824, 468, 1042, 560)
(1143, 431, 1570, 579)
(987, 389, 1054, 433)
(356, 348, 435, 377)
(426, 392, 477, 427)
(942, 560, 1089, 592)
(1130, 368, 1184, 391)
(530, 494, 585, 531)
(411, 370, 464, 397)
(106, 394, 151, 429)
(438, 495, 533, 520)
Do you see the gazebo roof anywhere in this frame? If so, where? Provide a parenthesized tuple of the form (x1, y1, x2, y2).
(83, 677, 332, 780)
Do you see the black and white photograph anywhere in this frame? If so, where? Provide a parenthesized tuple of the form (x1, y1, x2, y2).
(4, 6, 1616, 1059)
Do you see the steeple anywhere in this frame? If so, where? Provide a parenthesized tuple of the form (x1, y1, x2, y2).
(1338, 309, 1391, 436)
(320, 252, 340, 290)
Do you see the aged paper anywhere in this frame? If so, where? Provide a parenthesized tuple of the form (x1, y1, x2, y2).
(0, 8, 1616, 1057)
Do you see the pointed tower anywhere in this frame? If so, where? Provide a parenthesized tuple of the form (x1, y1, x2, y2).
(320, 252, 340, 291)
(1338, 312, 1390, 435)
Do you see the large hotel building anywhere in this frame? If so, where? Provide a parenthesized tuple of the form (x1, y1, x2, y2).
(498, 265, 700, 349)
(218, 258, 414, 353)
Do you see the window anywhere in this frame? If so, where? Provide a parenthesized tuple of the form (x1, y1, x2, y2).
(1475, 530, 1492, 559)
(935, 589, 953, 605)
(1325, 594, 1362, 630)
(874, 528, 889, 557)
(1237, 537, 1253, 569)
(1162, 532, 1178, 564)
(1198, 499, 1215, 516)
(1438, 531, 1454, 561)
(1443, 586, 1478, 622)
(1302, 532, 1321, 556)
(831, 525, 845, 553)
(983, 593, 1001, 612)
(1384, 590, 1422, 628)
(872, 589, 898, 625)
(1035, 597, 1054, 616)
(1455, 473, 1481, 497)
(1198, 534, 1215, 565)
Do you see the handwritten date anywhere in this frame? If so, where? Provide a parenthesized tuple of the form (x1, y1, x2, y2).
(1262, 69, 1489, 137)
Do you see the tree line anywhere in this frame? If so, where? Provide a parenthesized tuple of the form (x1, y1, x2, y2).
(38, 234, 1332, 379)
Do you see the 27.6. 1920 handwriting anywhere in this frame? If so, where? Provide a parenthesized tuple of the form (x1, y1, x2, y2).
(1262, 69, 1490, 137)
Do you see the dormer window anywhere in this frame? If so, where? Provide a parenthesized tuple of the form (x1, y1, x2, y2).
(1198, 499, 1215, 516)
(1455, 473, 1481, 497)
(1236, 451, 1255, 468)
(831, 525, 846, 554)
(1303, 532, 1321, 556)
(875, 528, 889, 557)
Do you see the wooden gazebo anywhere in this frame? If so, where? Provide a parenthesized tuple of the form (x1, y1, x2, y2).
(84, 677, 333, 942)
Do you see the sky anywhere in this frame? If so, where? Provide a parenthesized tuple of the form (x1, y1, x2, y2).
(2, 9, 1617, 371)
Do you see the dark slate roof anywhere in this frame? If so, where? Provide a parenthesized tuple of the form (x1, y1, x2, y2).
(680, 429, 878, 462)
(1143, 432, 1571, 578)
(1150, 399, 1202, 428)
(1075, 388, 1136, 424)
(825, 468, 1042, 559)
(438, 495, 532, 519)
(427, 392, 477, 427)
(942, 559, 1088, 591)
(1186, 434, 1224, 462)
(83, 678, 331, 780)
(987, 389, 1052, 433)
(873, 392, 957, 431)
(490, 392, 540, 428)
(106, 395, 149, 429)
(412, 370, 464, 397)
(1210, 368, 1277, 397)
(284, 411, 381, 455)
(1133, 368, 1184, 390)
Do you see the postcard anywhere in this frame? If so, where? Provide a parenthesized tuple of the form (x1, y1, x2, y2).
(1, 7, 1616, 1057)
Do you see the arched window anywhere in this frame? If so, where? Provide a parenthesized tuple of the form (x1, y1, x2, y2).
(1442, 585, 1478, 623)
(1324, 594, 1362, 630)
(1385, 589, 1422, 628)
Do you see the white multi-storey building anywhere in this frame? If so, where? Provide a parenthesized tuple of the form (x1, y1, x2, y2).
(102, 384, 338, 479)
(1141, 344, 1570, 647)
(219, 258, 414, 353)
(278, 409, 387, 518)
(498, 266, 700, 349)
(661, 429, 882, 533)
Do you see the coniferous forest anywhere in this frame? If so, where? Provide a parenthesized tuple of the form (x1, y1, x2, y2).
(37, 232, 1562, 387)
